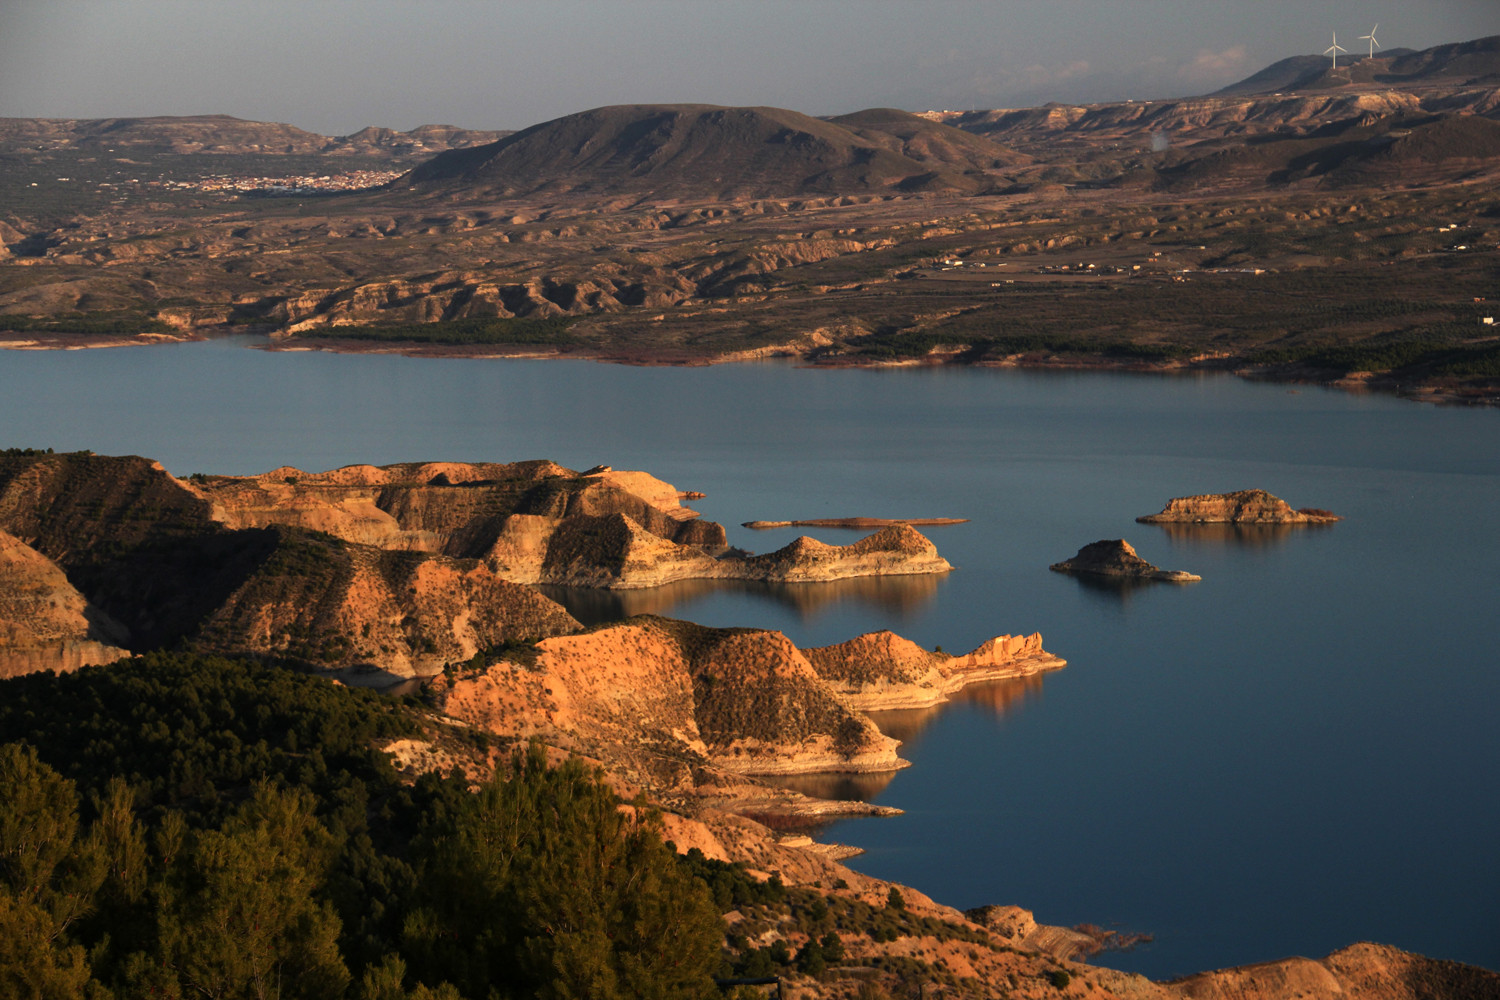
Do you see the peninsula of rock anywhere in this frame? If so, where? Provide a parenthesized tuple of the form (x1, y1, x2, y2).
(0, 450, 956, 679)
(434, 616, 1063, 785)
(1138, 489, 1340, 524)
(194, 459, 954, 589)
(1050, 539, 1201, 582)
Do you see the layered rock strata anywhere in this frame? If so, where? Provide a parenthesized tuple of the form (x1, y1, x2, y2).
(0, 452, 581, 678)
(1050, 539, 1201, 582)
(804, 629, 1063, 710)
(195, 460, 953, 588)
(433, 616, 1061, 785)
(1138, 489, 1340, 524)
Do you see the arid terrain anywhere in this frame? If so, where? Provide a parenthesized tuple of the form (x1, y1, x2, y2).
(3, 36, 1499, 403)
(3, 33, 1500, 1000)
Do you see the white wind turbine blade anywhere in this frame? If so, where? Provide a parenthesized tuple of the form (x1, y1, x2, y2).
(1325, 31, 1347, 68)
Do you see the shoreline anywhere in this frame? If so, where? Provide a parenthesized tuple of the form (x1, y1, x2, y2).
(5, 327, 1498, 406)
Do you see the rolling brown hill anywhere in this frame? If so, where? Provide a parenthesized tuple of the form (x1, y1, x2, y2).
(401, 103, 1021, 200)
(1214, 34, 1500, 97)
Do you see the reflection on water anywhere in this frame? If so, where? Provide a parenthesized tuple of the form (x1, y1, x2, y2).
(1066, 573, 1159, 605)
(537, 572, 946, 626)
(762, 676, 1047, 804)
(1145, 521, 1332, 548)
(868, 675, 1046, 745)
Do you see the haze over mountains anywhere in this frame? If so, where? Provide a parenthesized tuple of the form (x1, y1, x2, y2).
(0, 114, 509, 158)
(2, 33, 1496, 206)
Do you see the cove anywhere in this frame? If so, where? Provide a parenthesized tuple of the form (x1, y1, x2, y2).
(1, 336, 1496, 979)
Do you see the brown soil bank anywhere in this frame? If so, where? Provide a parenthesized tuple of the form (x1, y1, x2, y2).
(1139, 489, 1340, 524)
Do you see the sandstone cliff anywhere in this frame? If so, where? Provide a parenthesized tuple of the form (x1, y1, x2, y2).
(0, 451, 581, 678)
(196, 460, 952, 589)
(432, 615, 1061, 791)
(1168, 941, 1500, 1000)
(804, 629, 1063, 710)
(190, 526, 580, 678)
(0, 529, 130, 677)
(433, 615, 900, 787)
(1138, 489, 1340, 524)
(1050, 539, 1201, 582)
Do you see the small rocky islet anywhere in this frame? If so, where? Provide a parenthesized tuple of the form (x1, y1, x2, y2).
(1138, 488, 1339, 524)
(1049, 538, 1201, 583)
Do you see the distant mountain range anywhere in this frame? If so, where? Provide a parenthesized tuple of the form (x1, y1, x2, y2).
(401, 104, 1027, 200)
(2, 34, 1496, 207)
(0, 114, 510, 158)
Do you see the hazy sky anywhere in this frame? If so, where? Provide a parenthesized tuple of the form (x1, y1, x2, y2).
(3, 1, 1498, 135)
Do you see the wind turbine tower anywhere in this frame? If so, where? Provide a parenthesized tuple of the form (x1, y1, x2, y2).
(1360, 24, 1381, 59)
(1325, 30, 1348, 70)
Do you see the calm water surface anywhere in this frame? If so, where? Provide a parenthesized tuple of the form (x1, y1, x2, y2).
(3, 337, 1497, 979)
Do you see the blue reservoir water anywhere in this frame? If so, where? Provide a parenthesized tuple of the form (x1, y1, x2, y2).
(2, 337, 1496, 979)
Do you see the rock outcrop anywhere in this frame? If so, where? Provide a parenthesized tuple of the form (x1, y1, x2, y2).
(1168, 941, 1500, 1000)
(190, 527, 580, 679)
(0, 451, 581, 678)
(434, 616, 899, 785)
(1050, 539, 1201, 582)
(0, 451, 957, 678)
(195, 460, 952, 589)
(804, 629, 1063, 710)
(434, 616, 1062, 789)
(0, 530, 130, 677)
(1138, 489, 1340, 524)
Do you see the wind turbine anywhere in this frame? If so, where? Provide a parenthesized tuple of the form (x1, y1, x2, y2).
(1359, 24, 1381, 59)
(1324, 30, 1348, 70)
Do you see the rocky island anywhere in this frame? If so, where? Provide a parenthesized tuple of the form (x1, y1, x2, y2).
(1138, 489, 1340, 524)
(1050, 539, 1201, 583)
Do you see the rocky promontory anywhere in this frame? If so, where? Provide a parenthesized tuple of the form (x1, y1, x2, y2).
(1138, 489, 1340, 524)
(195, 459, 954, 589)
(433, 615, 1062, 787)
(804, 629, 1063, 710)
(0, 450, 957, 679)
(1050, 539, 1201, 582)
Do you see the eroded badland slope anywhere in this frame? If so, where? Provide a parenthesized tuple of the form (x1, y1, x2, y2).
(0, 451, 957, 678)
(6, 39, 1500, 401)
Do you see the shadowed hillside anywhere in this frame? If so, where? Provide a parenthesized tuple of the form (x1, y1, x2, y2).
(402, 104, 1021, 199)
